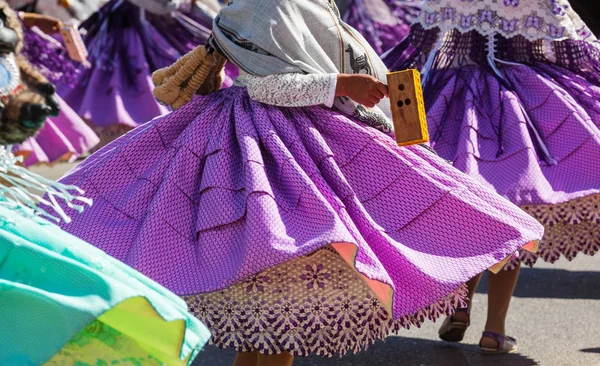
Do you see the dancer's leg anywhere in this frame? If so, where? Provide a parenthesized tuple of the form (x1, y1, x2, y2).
(233, 351, 258, 366)
(480, 265, 521, 349)
(257, 352, 294, 366)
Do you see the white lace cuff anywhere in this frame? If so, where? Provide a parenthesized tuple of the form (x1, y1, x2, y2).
(238, 72, 338, 108)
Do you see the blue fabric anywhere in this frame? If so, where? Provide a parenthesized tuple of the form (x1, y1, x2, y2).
(0, 206, 210, 365)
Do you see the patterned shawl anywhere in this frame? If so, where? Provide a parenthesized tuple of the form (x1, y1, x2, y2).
(210, 0, 393, 133)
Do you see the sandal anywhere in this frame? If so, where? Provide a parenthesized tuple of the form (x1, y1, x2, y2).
(438, 308, 470, 342)
(479, 331, 518, 354)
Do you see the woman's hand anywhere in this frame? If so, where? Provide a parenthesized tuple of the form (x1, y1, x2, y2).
(335, 74, 388, 108)
(21, 13, 62, 35)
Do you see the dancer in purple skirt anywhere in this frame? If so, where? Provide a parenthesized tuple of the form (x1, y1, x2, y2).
(12, 13, 99, 166)
(58, 0, 235, 150)
(383, 0, 600, 354)
(340, 0, 420, 55)
(56, 0, 543, 364)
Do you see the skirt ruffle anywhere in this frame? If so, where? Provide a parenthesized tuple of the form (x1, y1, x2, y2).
(343, 0, 419, 55)
(506, 194, 600, 269)
(384, 24, 600, 266)
(57, 86, 542, 331)
(59, 0, 237, 149)
(13, 97, 100, 166)
(0, 205, 209, 365)
(185, 247, 468, 357)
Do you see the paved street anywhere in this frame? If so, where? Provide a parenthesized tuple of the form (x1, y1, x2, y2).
(33, 163, 600, 366)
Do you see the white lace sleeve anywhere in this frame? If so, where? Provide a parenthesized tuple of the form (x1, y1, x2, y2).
(238, 72, 338, 108)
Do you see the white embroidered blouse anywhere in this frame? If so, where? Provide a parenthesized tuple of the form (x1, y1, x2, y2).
(237, 72, 338, 109)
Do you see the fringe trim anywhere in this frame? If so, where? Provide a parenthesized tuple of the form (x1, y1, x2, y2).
(191, 284, 467, 358)
(0, 145, 91, 223)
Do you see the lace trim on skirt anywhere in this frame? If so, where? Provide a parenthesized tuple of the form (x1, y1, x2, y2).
(184, 247, 468, 357)
(506, 194, 600, 269)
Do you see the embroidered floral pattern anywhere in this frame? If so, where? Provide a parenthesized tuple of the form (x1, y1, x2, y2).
(300, 263, 331, 290)
(185, 247, 468, 357)
(244, 274, 271, 293)
(506, 194, 600, 269)
(45, 321, 165, 365)
(416, 0, 597, 42)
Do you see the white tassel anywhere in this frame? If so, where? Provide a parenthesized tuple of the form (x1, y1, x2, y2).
(486, 34, 506, 80)
(0, 146, 92, 223)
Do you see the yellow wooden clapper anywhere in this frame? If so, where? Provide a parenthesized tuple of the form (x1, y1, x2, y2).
(386, 69, 429, 146)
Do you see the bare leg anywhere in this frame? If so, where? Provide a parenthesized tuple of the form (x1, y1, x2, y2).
(480, 264, 520, 349)
(257, 352, 294, 366)
(233, 351, 258, 366)
(439, 271, 484, 342)
(452, 272, 484, 324)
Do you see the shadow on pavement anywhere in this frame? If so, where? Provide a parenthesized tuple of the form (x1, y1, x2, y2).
(193, 337, 539, 366)
(475, 267, 600, 300)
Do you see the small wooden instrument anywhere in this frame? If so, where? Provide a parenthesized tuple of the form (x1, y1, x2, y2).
(386, 69, 429, 146)
(60, 24, 88, 64)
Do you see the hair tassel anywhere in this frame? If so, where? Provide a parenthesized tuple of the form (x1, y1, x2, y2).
(152, 46, 226, 109)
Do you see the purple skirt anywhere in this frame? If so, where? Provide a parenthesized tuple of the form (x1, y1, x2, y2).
(384, 25, 600, 266)
(343, 0, 419, 55)
(58, 1, 171, 136)
(14, 26, 99, 165)
(13, 97, 100, 166)
(58, 0, 235, 149)
(57, 87, 542, 355)
(21, 21, 80, 88)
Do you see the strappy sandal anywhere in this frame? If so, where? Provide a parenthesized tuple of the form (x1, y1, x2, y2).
(438, 308, 470, 342)
(479, 331, 518, 354)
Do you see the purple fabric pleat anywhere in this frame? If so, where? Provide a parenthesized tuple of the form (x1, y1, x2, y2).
(13, 25, 99, 165)
(58, 0, 235, 133)
(58, 0, 170, 130)
(57, 87, 543, 319)
(14, 97, 100, 166)
(21, 24, 80, 88)
(383, 25, 600, 207)
(343, 0, 419, 55)
(59, 22, 169, 129)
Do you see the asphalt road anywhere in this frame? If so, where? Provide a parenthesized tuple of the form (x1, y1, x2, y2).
(32, 163, 600, 366)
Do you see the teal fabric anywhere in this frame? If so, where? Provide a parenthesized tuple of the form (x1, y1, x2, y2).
(0, 205, 210, 365)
